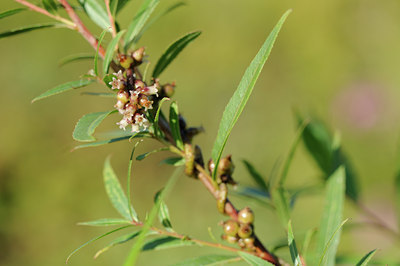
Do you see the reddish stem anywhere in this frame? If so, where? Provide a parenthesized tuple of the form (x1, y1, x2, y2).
(104, 0, 117, 38)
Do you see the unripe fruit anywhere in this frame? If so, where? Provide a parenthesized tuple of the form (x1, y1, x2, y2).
(218, 155, 234, 176)
(238, 223, 253, 239)
(132, 47, 145, 62)
(238, 207, 254, 224)
(243, 237, 255, 249)
(223, 220, 239, 236)
(163, 83, 175, 97)
(119, 54, 134, 69)
(117, 90, 129, 104)
(222, 234, 238, 244)
(237, 238, 246, 249)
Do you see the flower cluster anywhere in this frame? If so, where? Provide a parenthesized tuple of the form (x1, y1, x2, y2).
(110, 68, 160, 132)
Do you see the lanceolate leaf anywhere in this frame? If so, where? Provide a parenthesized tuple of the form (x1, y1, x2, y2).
(288, 221, 303, 266)
(123, 0, 160, 51)
(316, 166, 346, 266)
(272, 187, 291, 229)
(136, 147, 169, 161)
(169, 101, 184, 150)
(103, 30, 125, 74)
(123, 167, 182, 266)
(242, 160, 268, 191)
(133, 1, 186, 44)
(238, 252, 273, 266)
(153, 97, 170, 137)
(142, 236, 195, 251)
(154, 191, 173, 232)
(73, 110, 117, 142)
(0, 23, 60, 39)
(104, 157, 138, 221)
(152, 31, 201, 78)
(110, 0, 131, 14)
(356, 249, 377, 266)
(66, 225, 130, 263)
(211, 10, 291, 180)
(80, 92, 115, 97)
(172, 254, 239, 266)
(318, 219, 348, 266)
(0, 8, 26, 20)
(78, 218, 131, 226)
(72, 132, 150, 150)
(79, 0, 110, 30)
(94, 29, 108, 76)
(59, 53, 95, 67)
(160, 157, 185, 166)
(95, 231, 141, 259)
(42, 0, 58, 14)
(32, 79, 95, 102)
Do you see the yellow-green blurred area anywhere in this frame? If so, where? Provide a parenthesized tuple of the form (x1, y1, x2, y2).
(1, 0, 400, 265)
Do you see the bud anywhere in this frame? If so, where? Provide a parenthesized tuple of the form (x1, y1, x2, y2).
(117, 90, 130, 104)
(238, 238, 246, 249)
(223, 220, 239, 236)
(218, 155, 234, 176)
(221, 234, 238, 244)
(238, 207, 254, 224)
(163, 83, 175, 97)
(238, 223, 253, 239)
(243, 237, 255, 249)
(132, 47, 145, 62)
(135, 80, 145, 90)
(118, 54, 134, 69)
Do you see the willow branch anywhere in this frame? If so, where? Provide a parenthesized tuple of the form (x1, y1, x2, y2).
(15, 0, 75, 28)
(58, 0, 106, 58)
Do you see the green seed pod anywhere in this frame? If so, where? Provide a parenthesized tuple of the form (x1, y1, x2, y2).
(238, 223, 253, 239)
(223, 220, 239, 236)
(117, 90, 129, 104)
(238, 207, 254, 224)
(243, 237, 255, 249)
(222, 234, 238, 244)
(184, 144, 195, 177)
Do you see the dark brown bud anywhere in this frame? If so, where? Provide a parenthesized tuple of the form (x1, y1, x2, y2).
(223, 220, 239, 236)
(238, 223, 253, 239)
(218, 155, 234, 176)
(163, 83, 175, 97)
(238, 207, 254, 224)
(132, 47, 145, 62)
(194, 145, 204, 168)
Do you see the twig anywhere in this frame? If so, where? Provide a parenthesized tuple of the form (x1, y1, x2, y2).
(104, 0, 116, 38)
(59, 0, 106, 58)
(14, 0, 75, 28)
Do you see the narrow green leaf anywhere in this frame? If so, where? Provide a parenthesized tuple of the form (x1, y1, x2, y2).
(79, 0, 110, 29)
(158, 201, 173, 231)
(238, 252, 273, 266)
(301, 228, 317, 262)
(32, 79, 95, 103)
(95, 231, 140, 259)
(133, 1, 186, 44)
(153, 97, 170, 137)
(81, 92, 115, 97)
(142, 236, 195, 251)
(110, 0, 131, 14)
(94, 29, 108, 76)
(59, 53, 94, 67)
(127, 143, 140, 221)
(356, 249, 378, 266)
(288, 221, 303, 266)
(73, 110, 116, 142)
(104, 157, 138, 221)
(103, 30, 125, 74)
(272, 187, 291, 229)
(172, 254, 239, 266)
(242, 160, 268, 191)
(42, 0, 58, 14)
(160, 157, 185, 166)
(123, 0, 160, 51)
(136, 147, 169, 161)
(169, 101, 184, 150)
(123, 167, 182, 266)
(0, 8, 26, 19)
(316, 166, 346, 266)
(66, 225, 130, 263)
(72, 132, 150, 150)
(318, 219, 348, 266)
(152, 31, 201, 78)
(0, 23, 60, 39)
(278, 120, 308, 186)
(78, 218, 131, 226)
(231, 187, 274, 209)
(211, 10, 291, 180)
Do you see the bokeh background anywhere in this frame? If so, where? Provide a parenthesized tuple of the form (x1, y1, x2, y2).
(1, 0, 400, 265)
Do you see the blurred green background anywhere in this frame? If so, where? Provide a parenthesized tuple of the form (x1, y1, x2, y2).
(1, 0, 400, 265)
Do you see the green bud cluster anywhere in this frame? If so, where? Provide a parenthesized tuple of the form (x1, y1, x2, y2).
(221, 207, 256, 250)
